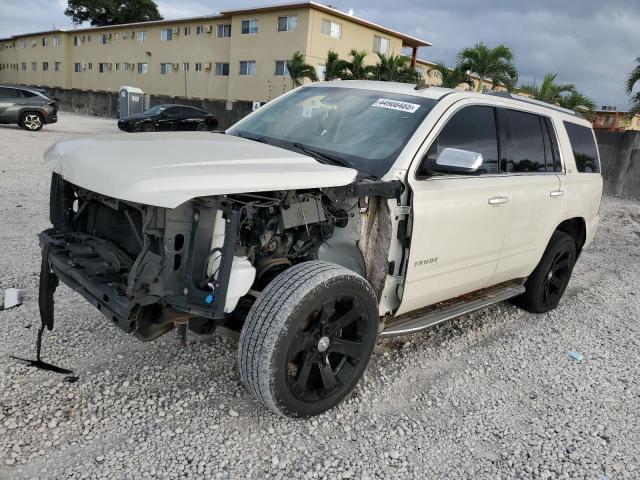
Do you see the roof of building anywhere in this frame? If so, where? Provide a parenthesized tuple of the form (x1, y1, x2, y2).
(0, 1, 431, 47)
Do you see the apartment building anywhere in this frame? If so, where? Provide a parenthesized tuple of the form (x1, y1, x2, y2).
(0, 1, 430, 103)
(592, 106, 640, 132)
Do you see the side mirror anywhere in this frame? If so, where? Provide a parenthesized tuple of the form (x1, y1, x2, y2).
(434, 148, 483, 174)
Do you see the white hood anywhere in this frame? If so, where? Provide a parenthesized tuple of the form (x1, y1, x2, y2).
(44, 132, 358, 208)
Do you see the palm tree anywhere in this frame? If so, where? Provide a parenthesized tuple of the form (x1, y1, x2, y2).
(372, 53, 419, 83)
(286, 51, 318, 88)
(429, 61, 474, 89)
(343, 49, 375, 80)
(519, 73, 574, 104)
(457, 42, 518, 91)
(323, 50, 349, 81)
(626, 57, 640, 116)
(557, 91, 597, 117)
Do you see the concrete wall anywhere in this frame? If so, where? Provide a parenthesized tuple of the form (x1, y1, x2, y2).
(28, 85, 253, 128)
(596, 130, 640, 199)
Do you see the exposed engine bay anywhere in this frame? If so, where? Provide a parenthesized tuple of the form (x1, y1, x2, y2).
(40, 173, 404, 342)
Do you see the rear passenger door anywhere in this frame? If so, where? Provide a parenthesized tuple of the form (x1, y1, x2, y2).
(0, 87, 20, 120)
(492, 108, 566, 283)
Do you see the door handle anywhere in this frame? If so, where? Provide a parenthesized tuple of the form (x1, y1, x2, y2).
(550, 190, 565, 197)
(488, 196, 509, 205)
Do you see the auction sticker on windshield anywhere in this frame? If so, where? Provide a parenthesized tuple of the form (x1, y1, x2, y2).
(372, 98, 421, 113)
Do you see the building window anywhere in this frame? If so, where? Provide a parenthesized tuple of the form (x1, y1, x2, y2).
(215, 62, 230, 76)
(99, 63, 108, 73)
(137, 63, 148, 74)
(74, 63, 81, 73)
(278, 15, 297, 32)
(239, 60, 256, 76)
(196, 25, 203, 35)
(20, 40, 27, 48)
(217, 24, 231, 37)
(53, 35, 61, 46)
(42, 62, 49, 71)
(100, 34, 109, 44)
(161, 29, 173, 41)
(182, 62, 189, 72)
(21, 62, 26, 71)
(275, 60, 289, 76)
(137, 31, 147, 42)
(184, 26, 191, 35)
(54, 62, 61, 71)
(31, 62, 37, 71)
(321, 19, 342, 39)
(73, 36, 79, 46)
(42, 37, 49, 47)
(160, 63, 172, 74)
(195, 62, 203, 72)
(88, 62, 92, 70)
(373, 35, 390, 55)
(115, 63, 121, 70)
(241, 19, 258, 34)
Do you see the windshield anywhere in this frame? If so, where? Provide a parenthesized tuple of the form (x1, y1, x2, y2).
(144, 105, 168, 116)
(228, 86, 436, 178)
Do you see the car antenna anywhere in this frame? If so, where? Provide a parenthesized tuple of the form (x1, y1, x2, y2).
(414, 79, 430, 90)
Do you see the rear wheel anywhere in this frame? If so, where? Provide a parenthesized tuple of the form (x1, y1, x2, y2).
(516, 231, 577, 313)
(238, 261, 378, 417)
(20, 111, 44, 131)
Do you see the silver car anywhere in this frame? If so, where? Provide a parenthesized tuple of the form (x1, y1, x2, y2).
(0, 85, 58, 131)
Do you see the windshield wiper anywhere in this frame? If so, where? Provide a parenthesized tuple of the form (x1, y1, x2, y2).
(291, 142, 350, 169)
(236, 131, 269, 144)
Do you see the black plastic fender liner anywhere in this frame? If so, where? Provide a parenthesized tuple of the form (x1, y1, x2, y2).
(38, 241, 59, 332)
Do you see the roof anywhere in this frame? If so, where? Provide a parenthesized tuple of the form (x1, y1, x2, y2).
(0, 1, 431, 47)
(308, 80, 453, 100)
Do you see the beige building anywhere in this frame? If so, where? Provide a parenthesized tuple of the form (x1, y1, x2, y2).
(0, 1, 430, 103)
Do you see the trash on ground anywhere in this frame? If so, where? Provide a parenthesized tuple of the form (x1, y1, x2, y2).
(568, 351, 584, 363)
(2, 288, 23, 310)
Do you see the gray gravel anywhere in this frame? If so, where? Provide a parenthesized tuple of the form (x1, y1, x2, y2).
(1, 113, 639, 480)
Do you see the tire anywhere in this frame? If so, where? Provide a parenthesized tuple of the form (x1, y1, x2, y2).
(516, 231, 577, 313)
(196, 122, 208, 132)
(238, 261, 378, 417)
(139, 122, 156, 132)
(20, 111, 44, 131)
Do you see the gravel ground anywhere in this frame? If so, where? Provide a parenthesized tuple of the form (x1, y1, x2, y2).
(1, 112, 639, 480)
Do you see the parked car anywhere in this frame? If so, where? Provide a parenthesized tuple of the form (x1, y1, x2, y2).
(0, 85, 58, 131)
(40, 81, 602, 417)
(117, 104, 219, 132)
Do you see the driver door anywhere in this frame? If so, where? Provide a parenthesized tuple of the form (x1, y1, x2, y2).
(396, 103, 512, 316)
(157, 106, 181, 131)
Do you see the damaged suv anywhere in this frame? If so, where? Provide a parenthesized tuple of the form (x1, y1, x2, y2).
(39, 81, 602, 416)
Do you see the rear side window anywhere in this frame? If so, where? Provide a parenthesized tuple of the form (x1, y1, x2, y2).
(505, 109, 548, 173)
(0, 87, 21, 98)
(20, 90, 38, 98)
(423, 105, 499, 175)
(563, 122, 600, 173)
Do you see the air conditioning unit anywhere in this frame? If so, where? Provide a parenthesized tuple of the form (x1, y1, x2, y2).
(173, 63, 179, 71)
(205, 25, 213, 34)
(204, 62, 212, 71)
(108, 63, 113, 69)
(81, 63, 86, 70)
(131, 31, 135, 39)
(173, 27, 180, 34)
(123, 32, 129, 39)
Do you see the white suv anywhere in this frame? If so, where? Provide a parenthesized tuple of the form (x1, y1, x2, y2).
(39, 81, 602, 416)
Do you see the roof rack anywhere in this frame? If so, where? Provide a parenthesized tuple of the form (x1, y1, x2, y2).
(485, 91, 579, 117)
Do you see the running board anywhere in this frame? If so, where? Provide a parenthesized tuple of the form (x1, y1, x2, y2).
(380, 283, 526, 337)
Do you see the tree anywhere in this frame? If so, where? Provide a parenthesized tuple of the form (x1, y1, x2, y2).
(518, 73, 596, 115)
(626, 57, 640, 116)
(323, 50, 349, 81)
(457, 42, 518, 91)
(65, 0, 163, 26)
(286, 51, 318, 88)
(429, 61, 474, 89)
(343, 49, 375, 80)
(371, 53, 419, 83)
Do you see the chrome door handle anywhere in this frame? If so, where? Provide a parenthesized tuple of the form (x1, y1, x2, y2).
(550, 190, 565, 197)
(488, 196, 509, 205)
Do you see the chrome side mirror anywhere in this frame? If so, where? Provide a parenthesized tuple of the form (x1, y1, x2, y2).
(435, 148, 483, 174)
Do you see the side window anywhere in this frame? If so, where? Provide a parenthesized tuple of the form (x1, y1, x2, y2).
(420, 105, 499, 176)
(505, 109, 546, 173)
(563, 121, 600, 173)
(0, 87, 21, 98)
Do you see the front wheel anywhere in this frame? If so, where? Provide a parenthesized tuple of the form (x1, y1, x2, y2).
(139, 122, 156, 132)
(238, 261, 379, 417)
(516, 231, 577, 313)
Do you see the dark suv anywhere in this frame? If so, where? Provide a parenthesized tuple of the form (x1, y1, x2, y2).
(0, 85, 58, 131)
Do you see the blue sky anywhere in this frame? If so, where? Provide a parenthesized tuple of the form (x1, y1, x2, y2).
(1, 0, 638, 108)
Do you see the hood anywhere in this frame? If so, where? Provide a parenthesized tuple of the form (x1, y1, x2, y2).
(43, 132, 358, 208)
